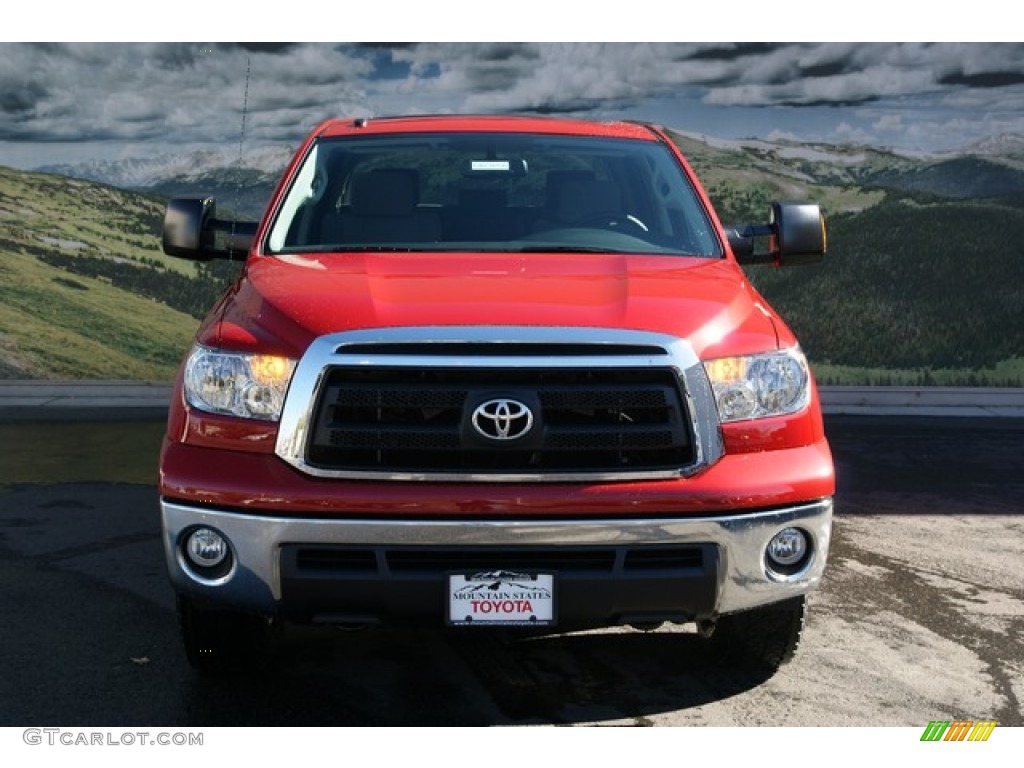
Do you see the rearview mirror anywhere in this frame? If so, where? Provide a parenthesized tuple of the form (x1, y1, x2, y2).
(727, 202, 826, 266)
(162, 198, 256, 261)
(462, 157, 528, 176)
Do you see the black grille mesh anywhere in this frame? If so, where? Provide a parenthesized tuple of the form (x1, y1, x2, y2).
(307, 365, 694, 474)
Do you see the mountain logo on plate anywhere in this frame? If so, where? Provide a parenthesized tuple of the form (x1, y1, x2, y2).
(455, 570, 551, 597)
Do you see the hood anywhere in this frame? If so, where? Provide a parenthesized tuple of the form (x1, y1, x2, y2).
(203, 252, 781, 360)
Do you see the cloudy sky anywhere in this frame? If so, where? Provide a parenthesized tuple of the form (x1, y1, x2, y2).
(2, 40, 1024, 171)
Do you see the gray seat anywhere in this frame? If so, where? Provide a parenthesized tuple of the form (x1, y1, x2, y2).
(447, 188, 519, 240)
(533, 170, 625, 231)
(321, 169, 441, 244)
(554, 178, 623, 225)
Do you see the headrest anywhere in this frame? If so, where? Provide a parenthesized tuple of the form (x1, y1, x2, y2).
(556, 179, 622, 223)
(545, 169, 596, 210)
(458, 188, 507, 210)
(349, 169, 419, 216)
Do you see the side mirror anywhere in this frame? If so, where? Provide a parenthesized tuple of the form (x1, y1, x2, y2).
(727, 202, 826, 266)
(162, 198, 257, 261)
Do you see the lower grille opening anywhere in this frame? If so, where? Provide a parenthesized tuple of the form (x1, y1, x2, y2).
(289, 545, 707, 576)
(624, 547, 705, 570)
(279, 542, 720, 628)
(295, 549, 377, 573)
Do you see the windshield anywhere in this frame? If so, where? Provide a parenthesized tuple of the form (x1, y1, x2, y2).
(266, 132, 722, 257)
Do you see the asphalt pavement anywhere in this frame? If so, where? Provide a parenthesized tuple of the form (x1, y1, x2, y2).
(0, 407, 1021, 727)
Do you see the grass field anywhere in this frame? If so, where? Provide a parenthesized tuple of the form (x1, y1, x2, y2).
(811, 358, 1024, 387)
(0, 167, 206, 378)
(0, 250, 199, 379)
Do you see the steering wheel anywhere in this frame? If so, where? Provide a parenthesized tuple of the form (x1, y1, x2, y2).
(573, 212, 649, 233)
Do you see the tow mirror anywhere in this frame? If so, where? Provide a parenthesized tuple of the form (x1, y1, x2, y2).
(727, 202, 826, 266)
(162, 198, 256, 261)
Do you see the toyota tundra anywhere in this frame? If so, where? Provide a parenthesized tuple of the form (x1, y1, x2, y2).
(159, 114, 833, 674)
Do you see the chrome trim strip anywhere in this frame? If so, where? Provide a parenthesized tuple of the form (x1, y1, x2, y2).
(162, 498, 832, 617)
(275, 326, 723, 482)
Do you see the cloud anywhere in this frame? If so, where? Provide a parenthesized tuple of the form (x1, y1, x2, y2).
(834, 121, 877, 146)
(2, 42, 1024, 161)
(0, 80, 49, 117)
(390, 42, 1024, 118)
(0, 43, 377, 146)
(940, 70, 1024, 88)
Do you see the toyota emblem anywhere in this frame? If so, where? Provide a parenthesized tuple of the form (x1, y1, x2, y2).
(471, 399, 534, 441)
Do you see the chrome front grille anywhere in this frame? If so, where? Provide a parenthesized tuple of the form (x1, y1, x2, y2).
(275, 327, 723, 481)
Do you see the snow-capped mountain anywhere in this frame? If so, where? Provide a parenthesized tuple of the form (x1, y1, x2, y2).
(957, 133, 1024, 158)
(37, 145, 294, 189)
(35, 130, 1024, 194)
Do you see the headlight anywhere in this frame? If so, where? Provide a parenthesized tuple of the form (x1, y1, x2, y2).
(703, 348, 810, 423)
(183, 346, 296, 421)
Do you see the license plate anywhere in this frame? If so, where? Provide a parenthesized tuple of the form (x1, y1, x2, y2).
(447, 571, 556, 626)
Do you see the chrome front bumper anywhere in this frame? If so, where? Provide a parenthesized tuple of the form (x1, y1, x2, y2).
(162, 498, 832, 621)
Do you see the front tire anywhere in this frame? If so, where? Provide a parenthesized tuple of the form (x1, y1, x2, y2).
(177, 596, 273, 674)
(698, 595, 807, 671)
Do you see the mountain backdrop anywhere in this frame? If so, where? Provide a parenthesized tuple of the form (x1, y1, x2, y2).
(2, 131, 1023, 384)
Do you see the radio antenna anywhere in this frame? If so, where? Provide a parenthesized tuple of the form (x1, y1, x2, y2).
(237, 56, 250, 169)
(228, 56, 251, 261)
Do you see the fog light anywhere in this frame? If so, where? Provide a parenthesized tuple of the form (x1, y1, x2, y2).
(766, 527, 809, 570)
(186, 527, 229, 568)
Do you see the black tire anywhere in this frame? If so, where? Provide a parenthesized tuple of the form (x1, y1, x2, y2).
(698, 595, 807, 671)
(177, 595, 273, 675)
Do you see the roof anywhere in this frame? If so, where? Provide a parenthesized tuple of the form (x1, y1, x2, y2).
(313, 114, 662, 140)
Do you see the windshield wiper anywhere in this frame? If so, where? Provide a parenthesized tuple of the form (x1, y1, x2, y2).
(277, 244, 433, 254)
(516, 245, 623, 254)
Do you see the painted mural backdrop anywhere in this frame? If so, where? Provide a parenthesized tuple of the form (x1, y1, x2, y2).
(2, 43, 1022, 383)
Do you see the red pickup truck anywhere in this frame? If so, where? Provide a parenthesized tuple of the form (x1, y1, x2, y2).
(160, 114, 833, 674)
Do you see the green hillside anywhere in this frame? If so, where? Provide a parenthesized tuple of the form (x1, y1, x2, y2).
(865, 156, 1024, 199)
(671, 132, 1024, 386)
(0, 167, 238, 379)
(3, 134, 1024, 385)
(745, 193, 1024, 386)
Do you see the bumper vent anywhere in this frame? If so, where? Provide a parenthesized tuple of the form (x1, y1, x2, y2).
(292, 545, 706, 575)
